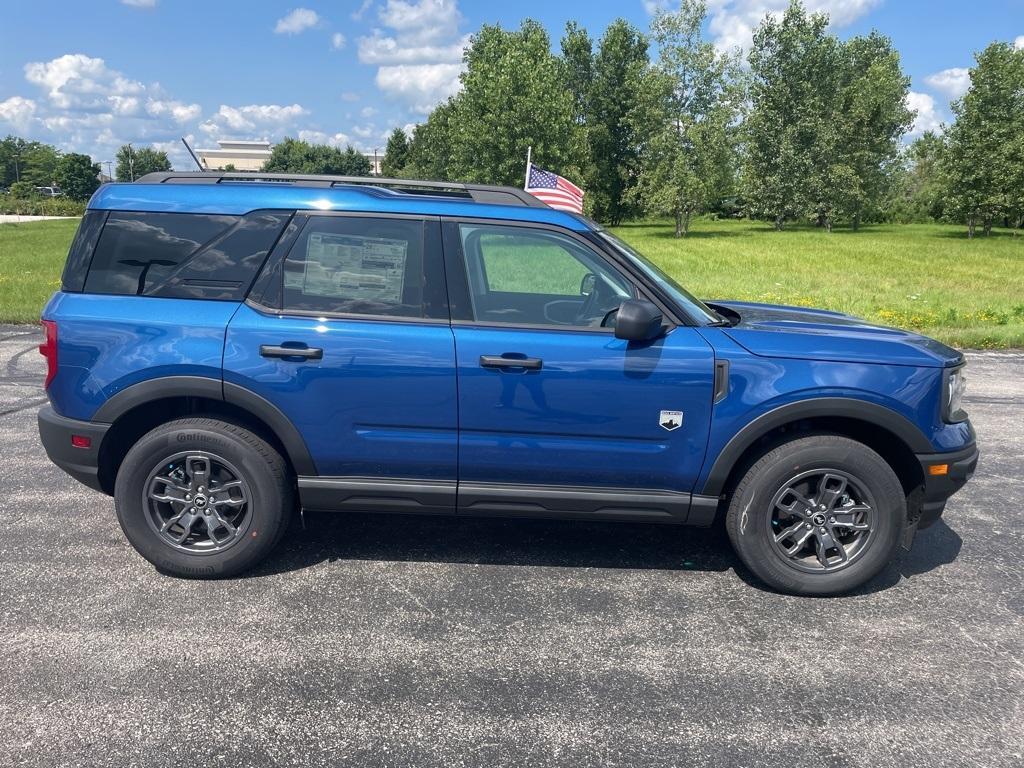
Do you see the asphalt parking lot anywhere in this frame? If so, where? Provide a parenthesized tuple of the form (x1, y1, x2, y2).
(1, 324, 1021, 768)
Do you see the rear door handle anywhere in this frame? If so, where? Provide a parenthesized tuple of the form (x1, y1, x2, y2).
(479, 354, 543, 371)
(260, 344, 323, 360)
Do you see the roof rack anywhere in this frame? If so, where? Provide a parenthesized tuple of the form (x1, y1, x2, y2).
(135, 171, 548, 208)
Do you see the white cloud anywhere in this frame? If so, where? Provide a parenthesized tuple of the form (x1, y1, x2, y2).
(274, 8, 320, 35)
(358, 32, 469, 64)
(146, 99, 202, 124)
(925, 67, 971, 100)
(121, 0, 157, 7)
(24, 53, 144, 111)
(332, 32, 347, 49)
(642, 0, 669, 14)
(379, 0, 461, 44)
(360, 106, 378, 117)
(375, 63, 463, 113)
(200, 103, 308, 136)
(340, 91, 360, 102)
(353, 0, 374, 21)
(359, 0, 467, 112)
(0, 96, 37, 132)
(1015, 35, 1024, 50)
(298, 129, 353, 147)
(706, 1, 881, 53)
(906, 91, 943, 136)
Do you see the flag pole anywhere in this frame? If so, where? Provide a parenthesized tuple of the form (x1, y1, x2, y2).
(524, 145, 532, 189)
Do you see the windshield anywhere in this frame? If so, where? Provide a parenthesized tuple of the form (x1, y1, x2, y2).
(596, 230, 720, 325)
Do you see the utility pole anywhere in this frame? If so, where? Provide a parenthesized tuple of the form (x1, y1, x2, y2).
(373, 147, 380, 176)
(103, 161, 113, 181)
(127, 143, 135, 182)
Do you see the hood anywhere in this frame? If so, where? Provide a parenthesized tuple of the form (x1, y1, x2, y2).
(707, 300, 962, 368)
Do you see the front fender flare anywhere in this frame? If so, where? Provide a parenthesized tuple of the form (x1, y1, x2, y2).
(700, 396, 933, 497)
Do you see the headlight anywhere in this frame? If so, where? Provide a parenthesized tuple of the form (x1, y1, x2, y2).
(944, 365, 968, 423)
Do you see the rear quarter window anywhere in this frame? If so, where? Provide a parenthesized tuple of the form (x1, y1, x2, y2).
(81, 210, 290, 300)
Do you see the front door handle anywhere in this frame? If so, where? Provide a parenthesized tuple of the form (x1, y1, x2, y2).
(479, 354, 543, 371)
(260, 344, 323, 360)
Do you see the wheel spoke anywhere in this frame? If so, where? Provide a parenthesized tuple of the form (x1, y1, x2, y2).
(775, 488, 814, 519)
(159, 508, 189, 532)
(784, 528, 814, 557)
(149, 476, 189, 506)
(170, 512, 199, 543)
(186, 455, 211, 490)
(832, 504, 871, 531)
(816, 473, 849, 512)
(774, 520, 807, 544)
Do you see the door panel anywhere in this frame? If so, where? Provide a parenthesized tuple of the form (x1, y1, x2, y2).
(224, 213, 457, 489)
(225, 304, 457, 480)
(453, 325, 715, 493)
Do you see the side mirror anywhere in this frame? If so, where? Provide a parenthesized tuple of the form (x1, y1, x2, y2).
(579, 273, 596, 296)
(614, 299, 664, 342)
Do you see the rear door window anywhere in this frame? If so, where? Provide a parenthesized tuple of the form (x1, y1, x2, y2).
(280, 215, 446, 319)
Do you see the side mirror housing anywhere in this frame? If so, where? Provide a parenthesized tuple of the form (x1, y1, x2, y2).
(614, 299, 664, 342)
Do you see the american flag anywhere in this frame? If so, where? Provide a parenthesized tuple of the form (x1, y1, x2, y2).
(524, 163, 584, 213)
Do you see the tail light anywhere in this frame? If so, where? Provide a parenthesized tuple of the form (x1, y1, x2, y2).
(39, 320, 58, 389)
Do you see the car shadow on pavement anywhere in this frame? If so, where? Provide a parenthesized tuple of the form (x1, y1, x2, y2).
(250, 510, 737, 576)
(248, 510, 963, 593)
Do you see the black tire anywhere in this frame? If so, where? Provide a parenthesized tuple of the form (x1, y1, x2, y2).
(725, 435, 904, 596)
(114, 417, 293, 578)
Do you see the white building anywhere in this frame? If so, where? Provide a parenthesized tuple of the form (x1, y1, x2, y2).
(196, 140, 273, 171)
(196, 140, 382, 175)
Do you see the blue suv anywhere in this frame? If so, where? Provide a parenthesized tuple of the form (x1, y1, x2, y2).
(37, 172, 978, 594)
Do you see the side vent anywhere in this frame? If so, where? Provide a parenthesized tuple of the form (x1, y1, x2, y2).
(713, 359, 730, 404)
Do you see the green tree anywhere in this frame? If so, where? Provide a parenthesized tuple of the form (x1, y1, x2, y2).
(587, 19, 649, 224)
(262, 138, 371, 175)
(891, 131, 948, 222)
(404, 100, 456, 180)
(818, 32, 913, 229)
(629, 1, 740, 236)
(54, 153, 101, 200)
(448, 20, 582, 185)
(381, 127, 410, 177)
(944, 42, 1024, 236)
(0, 136, 60, 187)
(743, 2, 834, 229)
(560, 21, 593, 127)
(743, 2, 912, 230)
(8, 181, 37, 199)
(116, 145, 171, 181)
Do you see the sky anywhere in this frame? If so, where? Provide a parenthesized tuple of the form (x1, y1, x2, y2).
(0, 0, 1022, 170)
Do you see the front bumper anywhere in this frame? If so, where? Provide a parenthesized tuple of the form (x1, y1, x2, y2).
(37, 405, 110, 494)
(914, 442, 979, 529)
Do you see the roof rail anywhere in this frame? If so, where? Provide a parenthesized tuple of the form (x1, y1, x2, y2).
(134, 171, 548, 208)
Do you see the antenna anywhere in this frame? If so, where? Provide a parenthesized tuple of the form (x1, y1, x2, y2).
(181, 137, 204, 171)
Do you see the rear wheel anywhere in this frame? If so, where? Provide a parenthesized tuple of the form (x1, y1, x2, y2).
(725, 435, 904, 596)
(114, 417, 292, 578)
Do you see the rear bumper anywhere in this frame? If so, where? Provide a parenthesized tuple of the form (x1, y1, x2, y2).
(914, 443, 979, 528)
(37, 405, 109, 494)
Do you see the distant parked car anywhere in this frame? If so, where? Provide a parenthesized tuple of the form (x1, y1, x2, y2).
(34, 186, 63, 198)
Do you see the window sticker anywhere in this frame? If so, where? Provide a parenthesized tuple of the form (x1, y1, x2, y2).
(294, 232, 408, 303)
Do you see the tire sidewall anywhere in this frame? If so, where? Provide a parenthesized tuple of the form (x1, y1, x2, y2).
(729, 438, 904, 596)
(114, 421, 286, 578)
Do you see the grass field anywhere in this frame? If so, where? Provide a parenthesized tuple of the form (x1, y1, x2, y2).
(1, 217, 1022, 347)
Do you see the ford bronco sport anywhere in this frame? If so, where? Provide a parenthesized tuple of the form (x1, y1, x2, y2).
(37, 172, 978, 594)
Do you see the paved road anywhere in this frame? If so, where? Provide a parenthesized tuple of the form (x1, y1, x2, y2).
(1, 324, 1021, 768)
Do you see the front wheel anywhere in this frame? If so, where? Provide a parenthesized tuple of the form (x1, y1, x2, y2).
(725, 435, 905, 596)
(114, 417, 293, 578)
